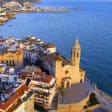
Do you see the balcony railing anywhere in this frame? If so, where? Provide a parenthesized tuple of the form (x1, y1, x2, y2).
(31, 81, 56, 90)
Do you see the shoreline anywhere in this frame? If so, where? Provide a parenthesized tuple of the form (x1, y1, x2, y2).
(0, 35, 111, 111)
(0, 1, 83, 27)
(0, 6, 71, 26)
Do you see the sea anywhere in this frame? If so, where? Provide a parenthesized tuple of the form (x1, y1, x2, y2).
(0, 0, 112, 96)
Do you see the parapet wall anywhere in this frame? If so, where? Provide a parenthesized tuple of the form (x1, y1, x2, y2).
(57, 93, 90, 112)
(83, 104, 101, 112)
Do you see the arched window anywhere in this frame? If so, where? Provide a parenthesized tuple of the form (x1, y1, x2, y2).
(77, 53, 79, 58)
(65, 70, 68, 74)
(66, 81, 70, 88)
(80, 79, 83, 83)
(12, 60, 14, 65)
(9, 60, 11, 65)
(1, 60, 3, 63)
(6, 60, 8, 64)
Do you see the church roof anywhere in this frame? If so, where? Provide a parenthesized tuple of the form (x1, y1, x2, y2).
(43, 53, 70, 67)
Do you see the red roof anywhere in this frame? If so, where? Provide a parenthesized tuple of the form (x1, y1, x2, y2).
(47, 43, 56, 48)
(0, 39, 6, 43)
(19, 72, 32, 79)
(33, 70, 53, 83)
(0, 85, 29, 110)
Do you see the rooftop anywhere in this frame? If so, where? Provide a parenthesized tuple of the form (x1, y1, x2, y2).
(33, 70, 54, 84)
(59, 80, 94, 104)
(47, 43, 56, 48)
(21, 65, 41, 73)
(7, 99, 22, 112)
(0, 66, 22, 75)
(0, 84, 29, 110)
(43, 53, 70, 67)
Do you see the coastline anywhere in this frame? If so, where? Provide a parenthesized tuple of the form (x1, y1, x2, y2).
(85, 78, 112, 111)
(0, 35, 111, 112)
(0, 1, 111, 109)
(0, 6, 70, 26)
(0, 1, 83, 27)
(1, 1, 112, 112)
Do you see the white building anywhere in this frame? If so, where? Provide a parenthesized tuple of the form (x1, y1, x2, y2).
(0, 39, 7, 50)
(0, 84, 34, 112)
(0, 66, 21, 83)
(29, 70, 56, 107)
(3, 1, 21, 8)
(46, 43, 56, 54)
(0, 12, 6, 16)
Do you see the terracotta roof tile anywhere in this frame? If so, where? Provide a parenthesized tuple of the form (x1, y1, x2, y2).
(0, 39, 6, 43)
(0, 85, 29, 110)
(33, 70, 53, 83)
(47, 43, 56, 48)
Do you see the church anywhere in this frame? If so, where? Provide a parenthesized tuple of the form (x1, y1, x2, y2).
(55, 38, 85, 87)
(42, 38, 85, 88)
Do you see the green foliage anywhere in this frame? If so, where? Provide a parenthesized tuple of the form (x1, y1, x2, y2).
(58, 87, 66, 103)
(83, 93, 99, 109)
(88, 93, 99, 106)
(83, 105, 88, 109)
(59, 87, 66, 97)
(34, 104, 47, 112)
(23, 91, 33, 101)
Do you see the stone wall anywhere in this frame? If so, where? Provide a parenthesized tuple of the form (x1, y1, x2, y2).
(49, 93, 90, 112)
(83, 104, 101, 112)
(55, 60, 85, 87)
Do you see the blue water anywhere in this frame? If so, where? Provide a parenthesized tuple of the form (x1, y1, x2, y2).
(0, 0, 112, 96)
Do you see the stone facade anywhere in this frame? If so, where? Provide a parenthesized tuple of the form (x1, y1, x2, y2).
(0, 48, 23, 66)
(55, 38, 85, 87)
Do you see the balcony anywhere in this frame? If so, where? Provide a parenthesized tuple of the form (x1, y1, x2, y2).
(31, 81, 56, 90)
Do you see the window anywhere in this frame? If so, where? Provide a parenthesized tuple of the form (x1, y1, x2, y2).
(77, 53, 79, 58)
(9, 60, 11, 65)
(14, 77, 17, 81)
(1, 60, 3, 63)
(12, 60, 14, 65)
(66, 81, 70, 88)
(65, 70, 68, 74)
(80, 79, 83, 83)
(6, 60, 8, 64)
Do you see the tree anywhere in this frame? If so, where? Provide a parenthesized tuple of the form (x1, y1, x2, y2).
(58, 87, 66, 103)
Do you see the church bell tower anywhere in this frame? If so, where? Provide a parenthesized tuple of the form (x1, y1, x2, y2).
(71, 37, 81, 69)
